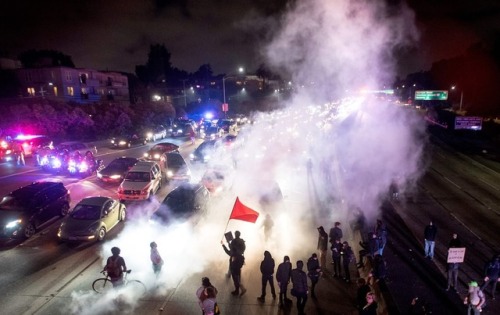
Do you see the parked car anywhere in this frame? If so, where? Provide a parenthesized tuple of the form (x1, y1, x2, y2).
(0, 181, 71, 239)
(161, 152, 191, 182)
(150, 183, 210, 224)
(57, 196, 126, 242)
(97, 157, 139, 183)
(117, 160, 163, 202)
(143, 142, 179, 160)
(110, 134, 147, 148)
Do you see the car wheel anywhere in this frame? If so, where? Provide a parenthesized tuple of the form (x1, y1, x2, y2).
(61, 203, 70, 216)
(119, 209, 126, 221)
(97, 227, 106, 241)
(23, 223, 36, 239)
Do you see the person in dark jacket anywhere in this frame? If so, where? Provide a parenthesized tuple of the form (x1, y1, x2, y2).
(307, 253, 321, 298)
(360, 292, 378, 315)
(357, 232, 379, 268)
(342, 241, 355, 282)
(291, 260, 308, 315)
(356, 278, 371, 312)
(375, 219, 388, 256)
(329, 221, 343, 243)
(276, 255, 292, 307)
(222, 241, 246, 296)
(446, 233, 462, 292)
(370, 254, 387, 285)
(331, 238, 343, 277)
(317, 226, 329, 270)
(424, 221, 437, 259)
(224, 230, 246, 277)
(480, 254, 500, 299)
(258, 250, 276, 302)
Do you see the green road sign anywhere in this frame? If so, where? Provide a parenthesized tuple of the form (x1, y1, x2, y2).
(414, 90, 448, 100)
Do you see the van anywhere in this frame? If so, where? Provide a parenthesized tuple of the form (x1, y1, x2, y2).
(117, 160, 162, 202)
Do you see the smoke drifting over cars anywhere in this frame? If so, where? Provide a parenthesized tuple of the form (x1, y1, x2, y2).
(67, 1, 427, 313)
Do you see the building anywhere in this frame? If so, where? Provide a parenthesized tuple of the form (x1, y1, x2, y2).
(14, 66, 129, 105)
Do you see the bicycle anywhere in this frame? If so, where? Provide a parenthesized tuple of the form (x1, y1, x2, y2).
(92, 269, 146, 296)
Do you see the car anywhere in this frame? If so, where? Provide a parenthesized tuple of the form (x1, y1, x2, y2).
(202, 125, 224, 140)
(55, 141, 95, 156)
(97, 157, 139, 183)
(117, 160, 163, 202)
(150, 183, 210, 224)
(201, 168, 227, 195)
(143, 142, 179, 160)
(144, 125, 167, 142)
(0, 135, 53, 162)
(57, 196, 126, 242)
(189, 140, 217, 163)
(0, 181, 71, 239)
(217, 119, 237, 133)
(110, 134, 147, 148)
(161, 152, 191, 182)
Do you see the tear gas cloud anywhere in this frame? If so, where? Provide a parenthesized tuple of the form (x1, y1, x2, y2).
(68, 0, 426, 313)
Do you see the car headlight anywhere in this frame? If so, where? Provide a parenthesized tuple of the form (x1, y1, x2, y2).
(189, 153, 194, 159)
(6, 219, 22, 229)
(147, 132, 153, 138)
(6, 149, 12, 154)
(143, 153, 149, 157)
(153, 153, 160, 159)
(167, 170, 173, 177)
(111, 140, 115, 144)
(119, 141, 126, 145)
(110, 174, 122, 179)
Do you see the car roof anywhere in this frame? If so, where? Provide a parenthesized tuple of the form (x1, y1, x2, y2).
(78, 196, 112, 206)
(130, 160, 158, 171)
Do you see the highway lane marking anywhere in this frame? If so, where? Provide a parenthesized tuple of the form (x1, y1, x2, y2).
(478, 177, 499, 191)
(443, 176, 461, 189)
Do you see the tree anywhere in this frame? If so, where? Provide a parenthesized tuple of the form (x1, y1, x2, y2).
(18, 49, 75, 68)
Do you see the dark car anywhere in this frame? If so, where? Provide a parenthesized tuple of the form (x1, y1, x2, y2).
(97, 157, 139, 183)
(57, 196, 126, 242)
(150, 183, 210, 224)
(0, 181, 71, 239)
(161, 152, 191, 182)
(217, 119, 237, 133)
(143, 142, 179, 160)
(110, 134, 147, 148)
(202, 126, 223, 140)
(189, 140, 217, 163)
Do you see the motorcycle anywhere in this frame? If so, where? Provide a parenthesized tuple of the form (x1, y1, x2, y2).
(67, 156, 103, 177)
(39, 152, 69, 173)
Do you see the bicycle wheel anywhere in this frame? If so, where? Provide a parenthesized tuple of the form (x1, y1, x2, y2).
(92, 278, 113, 293)
(126, 280, 147, 296)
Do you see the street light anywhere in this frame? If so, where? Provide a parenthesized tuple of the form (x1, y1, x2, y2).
(222, 67, 245, 111)
(451, 85, 464, 112)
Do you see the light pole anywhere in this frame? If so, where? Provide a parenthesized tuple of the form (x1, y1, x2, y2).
(451, 85, 464, 112)
(181, 79, 188, 107)
(222, 67, 245, 116)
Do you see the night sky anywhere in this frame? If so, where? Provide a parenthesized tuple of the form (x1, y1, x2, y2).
(0, 0, 498, 77)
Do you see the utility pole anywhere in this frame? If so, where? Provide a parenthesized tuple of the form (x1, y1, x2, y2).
(181, 79, 188, 107)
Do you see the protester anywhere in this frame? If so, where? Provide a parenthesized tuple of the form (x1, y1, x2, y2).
(317, 226, 329, 271)
(196, 277, 218, 315)
(360, 292, 378, 315)
(291, 260, 308, 315)
(222, 241, 246, 296)
(258, 250, 276, 302)
(463, 281, 485, 315)
(331, 238, 343, 278)
(369, 254, 387, 286)
(329, 221, 343, 243)
(224, 230, 246, 277)
(480, 254, 500, 299)
(424, 221, 437, 260)
(150, 241, 164, 275)
(375, 219, 388, 256)
(356, 278, 371, 313)
(307, 253, 321, 298)
(446, 233, 462, 292)
(342, 241, 355, 283)
(260, 214, 274, 242)
(357, 232, 379, 269)
(276, 255, 292, 308)
(103, 246, 127, 287)
(201, 286, 218, 315)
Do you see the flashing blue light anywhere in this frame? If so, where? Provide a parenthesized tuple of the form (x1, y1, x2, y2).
(205, 112, 214, 119)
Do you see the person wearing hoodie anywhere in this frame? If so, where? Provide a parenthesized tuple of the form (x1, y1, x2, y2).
(307, 253, 322, 298)
(257, 250, 276, 302)
(291, 260, 308, 315)
(276, 255, 292, 307)
(317, 226, 329, 271)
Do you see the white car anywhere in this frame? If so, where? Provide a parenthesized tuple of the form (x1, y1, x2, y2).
(117, 161, 162, 202)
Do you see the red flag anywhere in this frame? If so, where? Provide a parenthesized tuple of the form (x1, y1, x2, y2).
(230, 197, 259, 223)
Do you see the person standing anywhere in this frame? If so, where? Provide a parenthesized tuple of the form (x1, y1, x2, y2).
(150, 241, 164, 275)
(317, 226, 329, 271)
(224, 230, 246, 277)
(307, 253, 321, 298)
(331, 238, 343, 278)
(196, 277, 218, 315)
(424, 221, 437, 260)
(446, 233, 462, 292)
(291, 260, 308, 315)
(357, 232, 379, 269)
(201, 286, 218, 315)
(329, 221, 343, 243)
(258, 250, 276, 302)
(103, 246, 127, 287)
(222, 241, 246, 296)
(356, 278, 371, 313)
(463, 281, 485, 315)
(13, 142, 25, 166)
(260, 214, 274, 242)
(375, 219, 387, 256)
(342, 241, 355, 283)
(480, 254, 500, 299)
(360, 292, 378, 315)
(276, 255, 292, 307)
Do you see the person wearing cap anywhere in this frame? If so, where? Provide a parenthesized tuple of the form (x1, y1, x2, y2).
(317, 226, 328, 270)
(463, 281, 485, 315)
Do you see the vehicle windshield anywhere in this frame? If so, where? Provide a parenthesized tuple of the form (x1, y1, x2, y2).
(166, 154, 185, 168)
(70, 205, 101, 220)
(0, 196, 28, 211)
(109, 158, 136, 168)
(162, 188, 195, 214)
(125, 171, 150, 182)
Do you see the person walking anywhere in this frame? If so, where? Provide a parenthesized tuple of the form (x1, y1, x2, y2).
(317, 226, 329, 271)
(291, 260, 308, 315)
(375, 219, 387, 256)
(222, 241, 246, 296)
(150, 241, 164, 275)
(258, 250, 276, 302)
(446, 233, 462, 292)
(276, 255, 292, 308)
(307, 253, 321, 298)
(196, 277, 218, 315)
(102, 246, 127, 287)
(424, 221, 437, 260)
(331, 238, 343, 278)
(342, 241, 355, 283)
(463, 281, 485, 315)
(201, 286, 218, 315)
(480, 254, 500, 299)
(329, 221, 343, 243)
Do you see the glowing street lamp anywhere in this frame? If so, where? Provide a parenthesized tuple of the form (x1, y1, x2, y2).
(451, 85, 464, 112)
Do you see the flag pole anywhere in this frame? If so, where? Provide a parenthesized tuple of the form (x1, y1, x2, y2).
(222, 197, 238, 242)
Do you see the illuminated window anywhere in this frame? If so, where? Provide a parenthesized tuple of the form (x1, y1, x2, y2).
(27, 87, 35, 96)
(67, 86, 74, 96)
(53, 86, 58, 96)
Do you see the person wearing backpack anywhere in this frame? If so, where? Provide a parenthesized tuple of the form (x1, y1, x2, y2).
(103, 247, 127, 287)
(222, 241, 246, 296)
